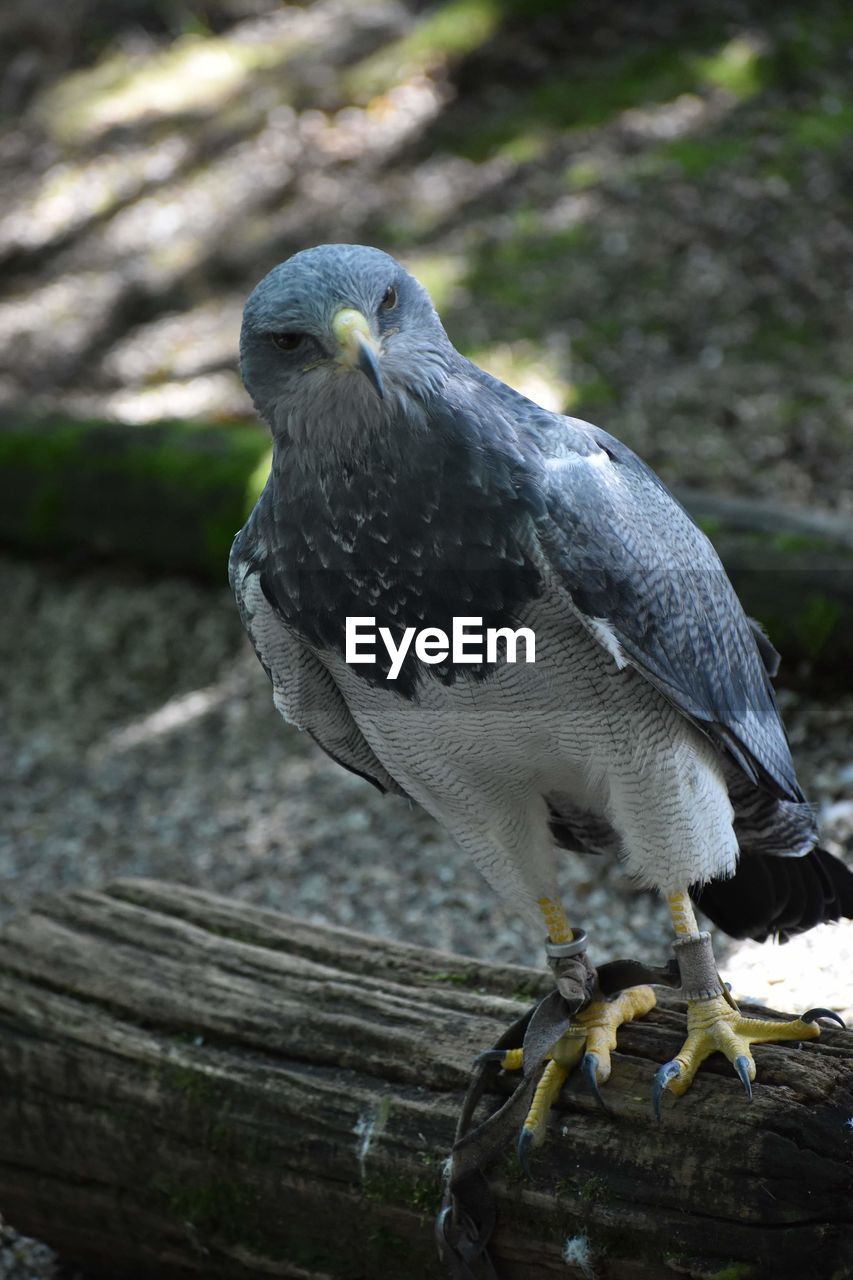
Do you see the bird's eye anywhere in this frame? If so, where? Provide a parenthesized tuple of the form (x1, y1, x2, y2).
(380, 285, 397, 312)
(270, 331, 305, 352)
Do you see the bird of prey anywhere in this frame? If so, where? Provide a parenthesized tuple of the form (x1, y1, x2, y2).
(231, 243, 852, 1149)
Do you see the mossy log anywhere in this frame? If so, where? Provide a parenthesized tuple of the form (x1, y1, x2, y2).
(1, 880, 851, 1280)
(1, 414, 852, 675)
(0, 413, 270, 580)
(680, 487, 853, 678)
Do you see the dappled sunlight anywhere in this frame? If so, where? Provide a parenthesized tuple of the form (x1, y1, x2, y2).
(0, 137, 190, 257)
(91, 680, 235, 758)
(97, 124, 301, 281)
(101, 299, 244, 387)
(0, 0, 845, 509)
(398, 249, 467, 310)
(474, 339, 573, 414)
(620, 89, 732, 145)
(720, 919, 853, 1023)
(695, 33, 769, 99)
(0, 0, 852, 500)
(345, 0, 501, 103)
(0, 272, 127, 388)
(35, 9, 313, 143)
(101, 372, 248, 424)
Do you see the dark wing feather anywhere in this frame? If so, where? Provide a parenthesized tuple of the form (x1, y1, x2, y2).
(229, 519, 406, 797)
(534, 418, 801, 802)
(693, 847, 853, 940)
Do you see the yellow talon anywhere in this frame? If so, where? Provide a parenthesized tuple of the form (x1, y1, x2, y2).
(498, 1048, 524, 1071)
(573, 986, 657, 1083)
(512, 986, 657, 1158)
(656, 994, 821, 1106)
(520, 1059, 569, 1150)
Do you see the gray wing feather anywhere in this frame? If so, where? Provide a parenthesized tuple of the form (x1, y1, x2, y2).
(229, 531, 406, 796)
(535, 418, 801, 802)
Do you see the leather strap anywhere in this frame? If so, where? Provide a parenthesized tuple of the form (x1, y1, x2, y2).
(436, 953, 682, 1277)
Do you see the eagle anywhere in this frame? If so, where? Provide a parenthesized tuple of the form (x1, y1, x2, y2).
(230, 243, 851, 1152)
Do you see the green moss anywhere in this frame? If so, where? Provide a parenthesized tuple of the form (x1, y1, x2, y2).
(346, 0, 501, 101)
(706, 1265, 756, 1280)
(159, 1060, 220, 1105)
(430, 969, 479, 986)
(695, 516, 724, 540)
(694, 36, 769, 98)
(463, 225, 590, 340)
(792, 594, 842, 658)
(741, 318, 814, 360)
(768, 530, 830, 555)
(577, 1175, 608, 1202)
(399, 251, 466, 310)
(496, 130, 549, 165)
(0, 415, 270, 577)
(767, 10, 853, 75)
(365, 1225, 410, 1262)
(37, 28, 297, 142)
(154, 1171, 257, 1239)
(564, 159, 603, 191)
(509, 978, 542, 1002)
(347, 0, 571, 103)
(663, 135, 751, 178)
(498, 1150, 527, 1185)
(573, 377, 617, 409)
(445, 44, 702, 161)
(364, 1170, 443, 1217)
(783, 102, 853, 153)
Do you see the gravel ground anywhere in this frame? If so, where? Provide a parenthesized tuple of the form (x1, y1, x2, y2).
(2, 551, 851, 998)
(0, 1221, 67, 1280)
(2, 552, 852, 1275)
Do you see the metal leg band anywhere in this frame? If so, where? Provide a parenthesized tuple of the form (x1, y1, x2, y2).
(544, 930, 596, 1009)
(544, 927, 588, 960)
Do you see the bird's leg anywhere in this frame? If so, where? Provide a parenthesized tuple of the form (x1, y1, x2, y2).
(483, 897, 655, 1163)
(653, 890, 841, 1115)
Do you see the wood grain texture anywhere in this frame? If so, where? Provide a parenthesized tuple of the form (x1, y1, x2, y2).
(0, 880, 851, 1280)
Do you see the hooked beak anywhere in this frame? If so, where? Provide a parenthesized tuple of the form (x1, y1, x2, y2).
(331, 308, 385, 400)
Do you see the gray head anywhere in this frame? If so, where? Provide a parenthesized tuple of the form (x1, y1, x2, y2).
(240, 244, 456, 447)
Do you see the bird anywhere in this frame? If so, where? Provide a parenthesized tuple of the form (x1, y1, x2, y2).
(231, 242, 852, 1151)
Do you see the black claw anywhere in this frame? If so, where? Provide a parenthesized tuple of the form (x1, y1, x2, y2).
(517, 1128, 535, 1178)
(581, 1053, 607, 1111)
(653, 1060, 681, 1121)
(734, 1054, 753, 1101)
(802, 1007, 846, 1029)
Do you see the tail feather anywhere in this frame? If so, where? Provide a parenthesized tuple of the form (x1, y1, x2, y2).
(691, 846, 853, 942)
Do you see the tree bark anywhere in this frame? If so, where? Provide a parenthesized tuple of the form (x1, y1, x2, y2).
(0, 880, 850, 1280)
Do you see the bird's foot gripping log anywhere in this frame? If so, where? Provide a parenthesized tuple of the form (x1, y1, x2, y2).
(653, 892, 845, 1115)
(438, 894, 846, 1279)
(438, 924, 677, 1279)
(511, 987, 657, 1158)
(478, 931, 657, 1165)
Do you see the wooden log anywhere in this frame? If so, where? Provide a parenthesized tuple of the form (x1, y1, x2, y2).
(0, 412, 270, 580)
(678, 487, 853, 678)
(1, 882, 851, 1279)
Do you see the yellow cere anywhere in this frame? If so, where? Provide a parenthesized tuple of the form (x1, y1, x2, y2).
(331, 308, 375, 365)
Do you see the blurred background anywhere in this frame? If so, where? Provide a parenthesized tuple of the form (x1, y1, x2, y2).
(1, 0, 852, 1268)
